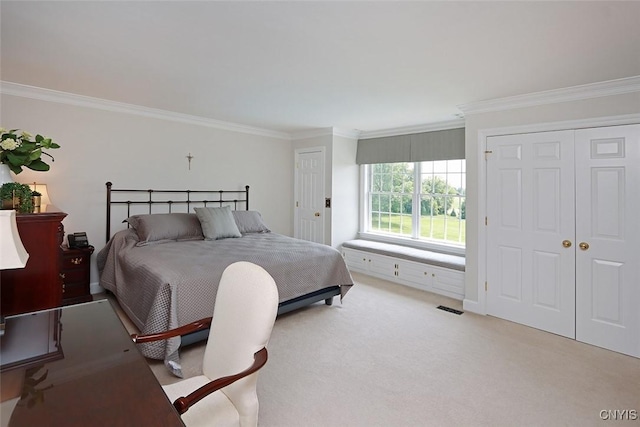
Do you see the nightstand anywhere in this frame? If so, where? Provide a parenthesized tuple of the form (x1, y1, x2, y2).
(60, 245, 95, 306)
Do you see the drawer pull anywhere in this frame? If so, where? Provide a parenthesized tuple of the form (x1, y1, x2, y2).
(71, 257, 83, 265)
(59, 273, 66, 280)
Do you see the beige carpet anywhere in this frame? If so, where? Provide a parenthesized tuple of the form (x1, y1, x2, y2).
(112, 273, 640, 426)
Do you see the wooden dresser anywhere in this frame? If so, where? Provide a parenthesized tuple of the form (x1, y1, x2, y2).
(0, 206, 67, 316)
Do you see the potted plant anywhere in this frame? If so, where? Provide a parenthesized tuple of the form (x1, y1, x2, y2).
(32, 190, 42, 208)
(0, 128, 61, 179)
(0, 182, 34, 213)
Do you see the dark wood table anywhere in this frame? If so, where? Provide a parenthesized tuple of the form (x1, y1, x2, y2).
(0, 300, 184, 426)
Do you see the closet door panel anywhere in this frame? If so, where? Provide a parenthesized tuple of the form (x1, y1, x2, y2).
(486, 131, 575, 338)
(575, 124, 640, 358)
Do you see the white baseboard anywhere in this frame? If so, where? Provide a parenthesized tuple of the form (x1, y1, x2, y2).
(90, 282, 105, 295)
(463, 298, 485, 315)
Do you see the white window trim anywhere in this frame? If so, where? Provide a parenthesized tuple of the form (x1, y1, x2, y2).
(358, 164, 466, 256)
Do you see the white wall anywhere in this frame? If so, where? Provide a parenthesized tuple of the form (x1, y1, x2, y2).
(464, 92, 640, 309)
(1, 94, 294, 287)
(330, 134, 359, 247)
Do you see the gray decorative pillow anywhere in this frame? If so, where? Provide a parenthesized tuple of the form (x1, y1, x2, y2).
(194, 206, 242, 240)
(125, 213, 204, 246)
(232, 211, 271, 234)
(124, 216, 140, 230)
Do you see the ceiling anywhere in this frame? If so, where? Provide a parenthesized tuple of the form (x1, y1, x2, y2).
(1, 1, 639, 134)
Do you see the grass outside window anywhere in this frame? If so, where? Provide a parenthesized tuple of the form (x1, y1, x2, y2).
(369, 214, 466, 243)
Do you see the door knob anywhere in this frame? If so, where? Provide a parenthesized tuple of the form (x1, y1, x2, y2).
(562, 240, 572, 248)
(314, 212, 320, 217)
(579, 242, 590, 250)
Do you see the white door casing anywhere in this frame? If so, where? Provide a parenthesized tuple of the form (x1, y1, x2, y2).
(574, 125, 640, 357)
(486, 131, 576, 338)
(294, 148, 325, 244)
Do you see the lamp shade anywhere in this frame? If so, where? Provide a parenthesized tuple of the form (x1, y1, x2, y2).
(28, 183, 52, 206)
(0, 210, 29, 269)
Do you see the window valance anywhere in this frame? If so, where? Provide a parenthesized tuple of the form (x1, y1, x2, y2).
(356, 127, 465, 164)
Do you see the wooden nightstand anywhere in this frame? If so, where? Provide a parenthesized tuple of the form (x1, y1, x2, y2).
(60, 245, 94, 306)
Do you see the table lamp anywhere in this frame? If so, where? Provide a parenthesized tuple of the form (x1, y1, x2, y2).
(0, 210, 30, 335)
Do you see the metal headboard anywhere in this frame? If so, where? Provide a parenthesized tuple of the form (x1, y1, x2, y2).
(105, 182, 250, 243)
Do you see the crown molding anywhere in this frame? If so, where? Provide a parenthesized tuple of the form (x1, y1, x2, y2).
(291, 127, 361, 140)
(0, 81, 292, 140)
(478, 113, 640, 138)
(358, 118, 465, 139)
(2, 81, 466, 142)
(290, 127, 336, 140)
(291, 121, 468, 141)
(458, 75, 640, 115)
(332, 127, 361, 139)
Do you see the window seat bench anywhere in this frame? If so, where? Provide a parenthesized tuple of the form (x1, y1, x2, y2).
(342, 240, 465, 271)
(341, 239, 465, 300)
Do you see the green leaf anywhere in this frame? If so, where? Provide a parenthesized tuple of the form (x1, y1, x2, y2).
(35, 134, 44, 143)
(15, 141, 36, 153)
(6, 151, 29, 166)
(41, 139, 59, 149)
(28, 148, 42, 162)
(6, 163, 23, 174)
(26, 159, 50, 171)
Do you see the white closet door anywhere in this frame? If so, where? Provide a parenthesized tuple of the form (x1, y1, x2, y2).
(486, 131, 576, 338)
(575, 124, 640, 358)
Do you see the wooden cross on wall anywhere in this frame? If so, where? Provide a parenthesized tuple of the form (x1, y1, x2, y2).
(186, 152, 194, 170)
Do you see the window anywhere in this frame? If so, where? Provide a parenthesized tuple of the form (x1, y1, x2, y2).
(365, 160, 466, 247)
(370, 163, 414, 237)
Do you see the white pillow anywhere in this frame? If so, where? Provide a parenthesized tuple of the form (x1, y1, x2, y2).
(194, 206, 242, 240)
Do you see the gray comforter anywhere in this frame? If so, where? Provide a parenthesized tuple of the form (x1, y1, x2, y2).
(97, 229, 353, 376)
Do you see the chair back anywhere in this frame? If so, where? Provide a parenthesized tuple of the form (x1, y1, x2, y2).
(202, 261, 279, 423)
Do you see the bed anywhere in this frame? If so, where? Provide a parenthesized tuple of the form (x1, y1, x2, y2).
(97, 183, 353, 376)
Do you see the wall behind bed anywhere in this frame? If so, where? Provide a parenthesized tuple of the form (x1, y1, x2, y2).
(1, 92, 294, 291)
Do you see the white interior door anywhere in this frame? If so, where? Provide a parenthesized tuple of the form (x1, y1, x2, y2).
(575, 125, 640, 357)
(486, 131, 576, 338)
(294, 149, 325, 244)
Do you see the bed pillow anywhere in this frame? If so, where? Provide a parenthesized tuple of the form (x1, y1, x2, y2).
(232, 210, 271, 234)
(125, 213, 204, 246)
(194, 206, 242, 240)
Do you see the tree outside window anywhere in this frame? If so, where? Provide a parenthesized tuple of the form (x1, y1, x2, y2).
(367, 160, 465, 246)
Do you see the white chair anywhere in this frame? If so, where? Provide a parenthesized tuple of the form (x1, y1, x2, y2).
(132, 261, 279, 427)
